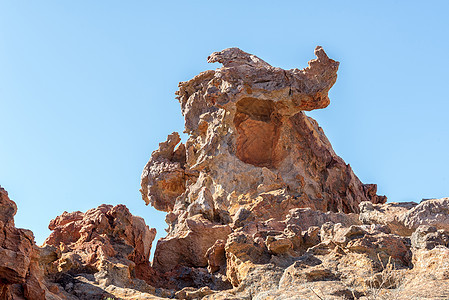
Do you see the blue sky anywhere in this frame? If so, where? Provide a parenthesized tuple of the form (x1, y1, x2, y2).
(1, 1, 448, 248)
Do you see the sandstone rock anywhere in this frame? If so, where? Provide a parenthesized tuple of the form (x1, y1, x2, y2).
(322, 223, 411, 268)
(161, 265, 231, 292)
(140, 132, 187, 212)
(360, 198, 449, 236)
(7, 46, 449, 299)
(265, 234, 293, 255)
(412, 246, 449, 280)
(400, 197, 449, 231)
(0, 186, 47, 300)
(152, 215, 231, 273)
(43, 204, 158, 299)
(205, 240, 226, 273)
(141, 46, 385, 228)
(174, 286, 214, 299)
(219, 264, 285, 300)
(139, 47, 387, 295)
(281, 261, 336, 284)
(359, 201, 417, 235)
(410, 225, 449, 250)
(303, 226, 321, 248)
(286, 207, 360, 231)
(389, 246, 449, 299)
(224, 231, 270, 286)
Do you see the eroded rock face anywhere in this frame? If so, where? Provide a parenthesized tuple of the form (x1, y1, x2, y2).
(141, 47, 386, 278)
(360, 198, 449, 236)
(140, 132, 187, 212)
(400, 198, 449, 231)
(0, 187, 50, 300)
(410, 225, 449, 250)
(134, 47, 449, 299)
(4, 47, 449, 299)
(152, 215, 232, 273)
(0, 186, 59, 300)
(42, 204, 158, 299)
(142, 47, 385, 222)
(359, 201, 418, 235)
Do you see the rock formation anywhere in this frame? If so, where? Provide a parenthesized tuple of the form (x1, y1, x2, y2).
(0, 186, 48, 300)
(0, 188, 161, 300)
(141, 46, 386, 276)
(41, 204, 160, 299)
(360, 197, 449, 236)
(1, 47, 449, 299)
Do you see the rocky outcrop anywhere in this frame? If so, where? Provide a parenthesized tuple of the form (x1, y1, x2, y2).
(41, 204, 158, 299)
(152, 216, 231, 273)
(400, 198, 449, 231)
(410, 225, 449, 250)
(0, 194, 163, 300)
(0, 187, 43, 299)
(360, 198, 449, 236)
(0, 186, 51, 300)
(142, 47, 385, 220)
(141, 47, 386, 278)
(2, 47, 449, 299)
(136, 47, 449, 299)
(202, 222, 414, 299)
(359, 201, 417, 235)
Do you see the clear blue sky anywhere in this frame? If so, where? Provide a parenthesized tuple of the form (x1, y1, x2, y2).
(1, 1, 448, 248)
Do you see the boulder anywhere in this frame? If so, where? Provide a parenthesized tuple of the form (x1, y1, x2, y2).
(400, 198, 449, 231)
(410, 225, 449, 250)
(360, 198, 449, 236)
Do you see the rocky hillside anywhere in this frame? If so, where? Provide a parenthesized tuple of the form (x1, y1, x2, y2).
(1, 47, 449, 299)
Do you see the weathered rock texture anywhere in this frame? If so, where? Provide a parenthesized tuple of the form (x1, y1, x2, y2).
(141, 47, 386, 276)
(360, 198, 449, 236)
(42, 204, 161, 299)
(0, 188, 164, 300)
(2, 47, 449, 300)
(136, 47, 449, 299)
(0, 186, 54, 300)
(142, 47, 385, 221)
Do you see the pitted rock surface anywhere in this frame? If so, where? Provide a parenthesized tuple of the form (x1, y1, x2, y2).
(141, 47, 386, 277)
(2, 47, 449, 299)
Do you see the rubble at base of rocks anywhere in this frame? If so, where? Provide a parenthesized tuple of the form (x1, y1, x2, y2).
(1, 47, 449, 299)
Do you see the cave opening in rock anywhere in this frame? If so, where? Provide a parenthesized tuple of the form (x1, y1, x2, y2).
(233, 97, 280, 168)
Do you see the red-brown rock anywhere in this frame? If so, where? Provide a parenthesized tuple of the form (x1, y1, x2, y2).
(141, 47, 386, 282)
(152, 215, 231, 273)
(42, 204, 158, 299)
(44, 204, 156, 280)
(0, 186, 46, 300)
(141, 48, 385, 230)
